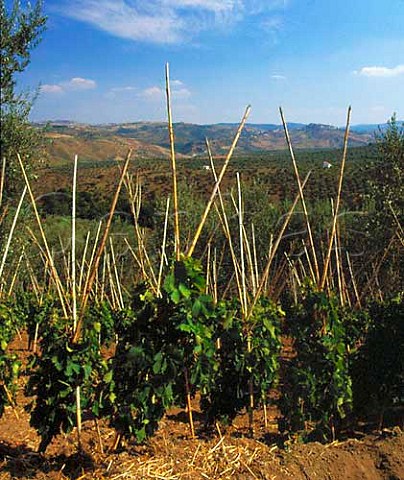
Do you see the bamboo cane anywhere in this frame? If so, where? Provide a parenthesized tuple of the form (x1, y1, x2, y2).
(6, 250, 24, 297)
(2, 384, 19, 420)
(17, 154, 68, 317)
(279, 108, 320, 284)
(251, 224, 259, 294)
(320, 106, 351, 290)
(184, 367, 195, 439)
(125, 175, 148, 280)
(346, 252, 361, 308)
(125, 173, 157, 289)
(165, 63, 181, 260)
(83, 222, 102, 297)
(72, 155, 78, 330)
(388, 202, 404, 247)
(237, 173, 248, 315)
(0, 205, 9, 228)
(69, 154, 83, 449)
(110, 237, 124, 309)
(301, 240, 315, 283)
(285, 252, 302, 286)
(100, 250, 107, 302)
(157, 197, 171, 297)
(0, 157, 6, 209)
(212, 247, 218, 304)
(24, 252, 40, 300)
(206, 241, 212, 294)
(207, 139, 244, 305)
(0, 186, 27, 282)
(246, 172, 311, 320)
(76, 385, 82, 450)
(106, 252, 119, 309)
(73, 150, 132, 343)
(78, 231, 90, 294)
(187, 106, 251, 257)
(247, 334, 254, 436)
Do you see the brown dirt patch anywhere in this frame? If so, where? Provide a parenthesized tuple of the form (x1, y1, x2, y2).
(1, 335, 403, 480)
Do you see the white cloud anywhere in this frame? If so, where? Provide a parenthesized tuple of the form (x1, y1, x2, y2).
(140, 80, 191, 101)
(41, 84, 64, 94)
(141, 86, 165, 99)
(56, 0, 288, 44)
(171, 79, 184, 87)
(57, 1, 184, 44)
(356, 65, 404, 78)
(40, 77, 97, 95)
(271, 74, 286, 80)
(111, 86, 137, 92)
(62, 77, 97, 90)
(173, 87, 191, 99)
(370, 105, 386, 113)
(163, 0, 237, 12)
(261, 15, 283, 31)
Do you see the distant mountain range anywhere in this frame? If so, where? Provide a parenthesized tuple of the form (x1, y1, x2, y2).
(36, 120, 402, 161)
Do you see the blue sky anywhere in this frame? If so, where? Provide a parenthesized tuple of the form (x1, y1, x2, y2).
(14, 0, 404, 125)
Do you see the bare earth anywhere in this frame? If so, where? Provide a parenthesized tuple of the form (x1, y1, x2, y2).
(1, 336, 403, 480)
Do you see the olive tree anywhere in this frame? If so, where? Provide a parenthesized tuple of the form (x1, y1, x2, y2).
(1, 0, 46, 201)
(365, 115, 404, 295)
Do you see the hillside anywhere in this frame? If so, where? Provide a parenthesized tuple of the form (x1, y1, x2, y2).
(38, 121, 377, 164)
(44, 130, 176, 166)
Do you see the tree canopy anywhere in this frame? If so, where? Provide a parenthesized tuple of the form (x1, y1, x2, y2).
(0, 0, 47, 201)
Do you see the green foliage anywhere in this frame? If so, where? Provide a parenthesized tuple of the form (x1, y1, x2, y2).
(340, 307, 371, 352)
(85, 301, 116, 346)
(0, 0, 46, 199)
(201, 297, 282, 425)
(365, 115, 404, 293)
(0, 302, 20, 417)
(351, 296, 404, 420)
(279, 285, 352, 442)
(162, 256, 218, 399)
(12, 291, 56, 349)
(110, 256, 219, 442)
(25, 313, 110, 452)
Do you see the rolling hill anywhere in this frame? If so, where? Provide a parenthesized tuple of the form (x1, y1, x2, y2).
(35, 120, 389, 165)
